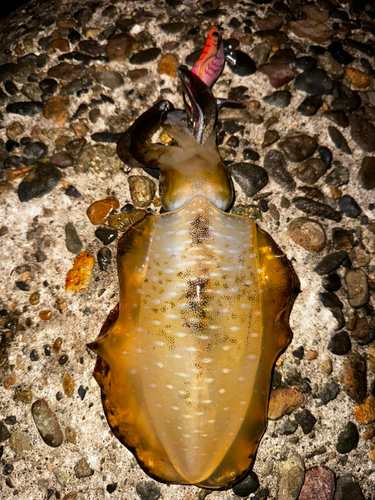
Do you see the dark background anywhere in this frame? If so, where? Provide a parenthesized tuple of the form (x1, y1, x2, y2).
(0, 0, 31, 20)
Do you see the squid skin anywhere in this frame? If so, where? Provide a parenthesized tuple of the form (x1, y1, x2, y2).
(88, 68, 298, 489)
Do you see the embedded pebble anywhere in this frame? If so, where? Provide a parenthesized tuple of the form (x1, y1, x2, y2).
(0, 422, 10, 441)
(9, 431, 32, 455)
(262, 130, 279, 148)
(135, 480, 161, 500)
(316, 381, 340, 406)
(296, 95, 322, 116)
(340, 352, 367, 403)
(158, 54, 178, 78)
(349, 115, 375, 152)
(65, 222, 83, 254)
(331, 83, 360, 113)
(337, 195, 361, 218)
(86, 196, 120, 225)
(336, 422, 359, 454)
(323, 110, 348, 128)
(229, 50, 256, 77)
(334, 474, 365, 500)
(94, 70, 124, 90)
(268, 387, 304, 420)
(278, 134, 317, 162)
(328, 127, 351, 154)
(65, 252, 95, 293)
(325, 167, 349, 187)
(95, 226, 118, 245)
(358, 157, 375, 190)
(31, 399, 63, 447)
(50, 151, 74, 168)
(313, 251, 348, 275)
(263, 90, 291, 108)
(43, 95, 70, 126)
(74, 457, 94, 478)
(345, 269, 369, 309)
(289, 20, 333, 43)
(108, 209, 147, 232)
(229, 163, 268, 197)
(130, 48, 161, 65)
(327, 331, 351, 355)
(105, 33, 135, 62)
(355, 396, 375, 425)
(297, 466, 335, 500)
(287, 218, 326, 253)
(263, 149, 296, 191)
(6, 101, 43, 116)
(258, 63, 294, 88)
(18, 162, 62, 202)
(128, 176, 156, 207)
(39, 78, 58, 94)
(295, 409, 317, 434)
(75, 144, 124, 178)
(97, 247, 112, 271)
(277, 454, 305, 500)
(232, 471, 259, 497)
(345, 68, 371, 89)
(294, 69, 333, 95)
(293, 198, 342, 222)
(351, 317, 370, 341)
(293, 158, 327, 184)
(322, 273, 341, 292)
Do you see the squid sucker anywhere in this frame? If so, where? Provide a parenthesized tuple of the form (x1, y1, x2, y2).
(88, 66, 298, 489)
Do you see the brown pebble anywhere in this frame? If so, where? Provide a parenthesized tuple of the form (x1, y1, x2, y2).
(105, 33, 135, 62)
(53, 337, 63, 353)
(321, 356, 332, 375)
(268, 387, 304, 420)
(288, 217, 326, 253)
(108, 209, 147, 233)
(74, 457, 94, 478)
(32, 398, 63, 447)
(361, 426, 375, 441)
(65, 252, 95, 293)
(369, 346, 375, 374)
(369, 449, 375, 461)
(158, 53, 178, 78)
(0, 226, 9, 237)
(350, 317, 370, 341)
(289, 20, 333, 43)
(71, 122, 88, 138)
(65, 426, 77, 445)
(128, 175, 156, 207)
(355, 395, 375, 424)
(86, 196, 120, 225)
(127, 68, 148, 81)
(50, 152, 74, 169)
(340, 352, 367, 403)
(47, 37, 70, 54)
(16, 389, 34, 404)
(39, 309, 53, 321)
(3, 373, 18, 389)
(345, 68, 371, 89)
(29, 291, 40, 305)
(43, 95, 70, 126)
(305, 349, 318, 360)
(62, 373, 75, 397)
(62, 492, 78, 500)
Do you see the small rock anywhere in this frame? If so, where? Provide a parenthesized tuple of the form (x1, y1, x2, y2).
(333, 474, 365, 500)
(65, 222, 83, 254)
(135, 480, 161, 500)
(75, 144, 124, 178)
(94, 70, 124, 90)
(328, 127, 351, 154)
(50, 152, 74, 168)
(65, 185, 81, 198)
(337, 195, 361, 219)
(294, 69, 333, 95)
(287, 218, 326, 253)
(31, 399, 63, 447)
(229, 163, 268, 197)
(280, 418, 298, 435)
(294, 158, 327, 184)
(258, 63, 294, 88)
(78, 39, 105, 57)
(6, 101, 43, 116)
(296, 95, 322, 116)
(323, 110, 348, 128)
(268, 387, 304, 420)
(128, 176, 156, 207)
(97, 247, 112, 271)
(130, 48, 161, 65)
(325, 167, 349, 187)
(18, 162, 62, 202)
(340, 352, 367, 403)
(317, 146, 332, 168)
(322, 273, 341, 292)
(278, 134, 317, 162)
(336, 421, 359, 454)
(262, 130, 279, 148)
(43, 95, 70, 126)
(328, 41, 354, 65)
(316, 381, 340, 406)
(298, 466, 335, 500)
(317, 53, 345, 79)
(358, 157, 375, 190)
(263, 90, 291, 108)
(232, 471, 259, 497)
(328, 331, 351, 355)
(331, 83, 360, 113)
(95, 226, 118, 245)
(65, 252, 95, 293)
(62, 373, 74, 398)
(277, 454, 305, 500)
(263, 149, 296, 191)
(293, 198, 342, 222)
(86, 196, 120, 225)
(48, 62, 84, 81)
(345, 68, 371, 89)
(243, 148, 260, 162)
(355, 395, 375, 424)
(9, 431, 32, 455)
(105, 33, 135, 62)
(351, 317, 370, 341)
(295, 56, 317, 71)
(0, 422, 10, 441)
(158, 54, 178, 78)
(314, 251, 348, 275)
(289, 20, 333, 43)
(345, 269, 369, 309)
(349, 115, 375, 152)
(74, 458, 94, 478)
(39, 78, 58, 94)
(295, 409, 317, 434)
(108, 210, 147, 232)
(229, 50, 256, 77)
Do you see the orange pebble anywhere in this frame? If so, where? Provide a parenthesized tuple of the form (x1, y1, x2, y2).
(86, 196, 120, 225)
(65, 252, 95, 293)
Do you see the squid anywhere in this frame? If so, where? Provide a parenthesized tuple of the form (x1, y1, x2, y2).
(87, 40, 298, 490)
